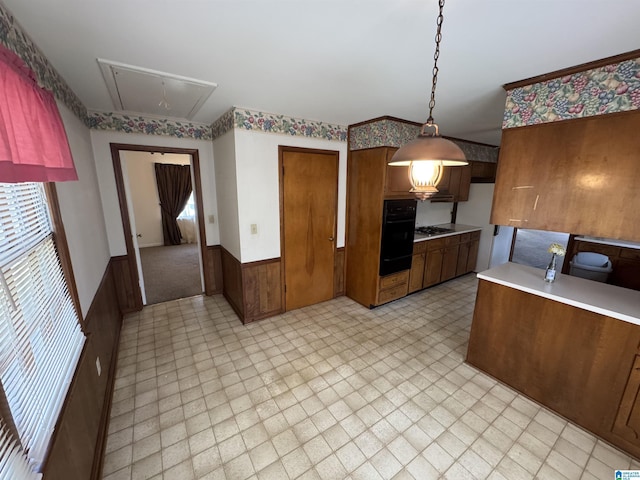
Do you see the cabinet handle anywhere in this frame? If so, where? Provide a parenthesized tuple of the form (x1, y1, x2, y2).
(533, 195, 540, 211)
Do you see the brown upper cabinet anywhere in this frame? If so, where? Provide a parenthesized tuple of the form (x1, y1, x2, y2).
(469, 160, 497, 183)
(491, 110, 640, 243)
(431, 165, 472, 202)
(383, 148, 415, 199)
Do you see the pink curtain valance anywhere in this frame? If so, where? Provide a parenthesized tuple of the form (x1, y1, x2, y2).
(0, 44, 77, 183)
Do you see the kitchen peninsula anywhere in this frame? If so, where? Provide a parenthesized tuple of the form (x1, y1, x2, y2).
(466, 262, 640, 458)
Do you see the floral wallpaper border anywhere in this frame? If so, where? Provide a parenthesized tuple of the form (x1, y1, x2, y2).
(350, 118, 499, 163)
(503, 58, 640, 128)
(221, 108, 348, 142)
(87, 112, 213, 140)
(211, 108, 235, 139)
(350, 119, 419, 152)
(0, 3, 87, 122)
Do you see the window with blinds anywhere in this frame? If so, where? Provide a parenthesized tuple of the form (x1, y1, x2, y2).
(0, 421, 41, 480)
(0, 182, 84, 471)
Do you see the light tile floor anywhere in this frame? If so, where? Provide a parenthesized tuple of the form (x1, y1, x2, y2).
(102, 274, 638, 479)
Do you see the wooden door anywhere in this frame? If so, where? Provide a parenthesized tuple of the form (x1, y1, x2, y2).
(281, 147, 338, 311)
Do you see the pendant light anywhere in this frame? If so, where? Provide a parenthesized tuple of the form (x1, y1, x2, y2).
(388, 0, 467, 201)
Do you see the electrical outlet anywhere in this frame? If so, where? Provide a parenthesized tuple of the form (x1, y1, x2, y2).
(96, 356, 101, 376)
(250, 224, 258, 235)
(208, 214, 215, 224)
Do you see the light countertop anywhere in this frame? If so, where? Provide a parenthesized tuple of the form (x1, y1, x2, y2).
(575, 236, 640, 250)
(414, 223, 482, 242)
(477, 262, 640, 325)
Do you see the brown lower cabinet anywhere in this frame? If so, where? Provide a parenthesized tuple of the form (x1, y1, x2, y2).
(563, 238, 640, 292)
(408, 231, 480, 293)
(467, 279, 640, 458)
(372, 230, 480, 305)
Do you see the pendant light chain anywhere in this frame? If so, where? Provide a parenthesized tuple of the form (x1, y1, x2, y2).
(427, 0, 445, 124)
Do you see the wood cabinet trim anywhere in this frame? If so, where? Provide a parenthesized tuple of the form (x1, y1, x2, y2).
(503, 49, 640, 91)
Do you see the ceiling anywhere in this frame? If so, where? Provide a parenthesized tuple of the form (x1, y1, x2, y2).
(4, 0, 640, 145)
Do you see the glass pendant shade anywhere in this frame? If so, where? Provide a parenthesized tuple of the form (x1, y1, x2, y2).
(408, 160, 444, 200)
(389, 125, 468, 200)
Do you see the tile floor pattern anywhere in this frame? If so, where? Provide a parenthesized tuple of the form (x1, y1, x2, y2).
(102, 274, 638, 480)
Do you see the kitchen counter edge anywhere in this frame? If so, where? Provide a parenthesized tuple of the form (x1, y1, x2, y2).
(477, 262, 640, 325)
(414, 223, 482, 243)
(575, 236, 640, 250)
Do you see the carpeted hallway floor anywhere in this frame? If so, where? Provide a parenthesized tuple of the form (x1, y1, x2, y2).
(140, 244, 202, 305)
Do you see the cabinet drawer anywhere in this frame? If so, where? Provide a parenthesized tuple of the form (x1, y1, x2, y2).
(445, 234, 463, 246)
(413, 241, 428, 254)
(427, 238, 446, 250)
(620, 248, 640, 261)
(379, 270, 409, 289)
(470, 230, 481, 240)
(459, 233, 471, 243)
(377, 283, 408, 304)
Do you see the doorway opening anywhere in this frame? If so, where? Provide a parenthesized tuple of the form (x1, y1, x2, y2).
(510, 228, 570, 270)
(111, 144, 210, 308)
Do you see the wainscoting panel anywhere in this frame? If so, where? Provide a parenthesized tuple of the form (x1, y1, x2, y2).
(43, 259, 122, 480)
(221, 247, 244, 319)
(221, 248, 347, 324)
(111, 254, 141, 313)
(204, 245, 223, 295)
(334, 247, 345, 297)
(243, 258, 283, 323)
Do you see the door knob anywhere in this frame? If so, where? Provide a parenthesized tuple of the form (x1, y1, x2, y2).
(329, 237, 334, 241)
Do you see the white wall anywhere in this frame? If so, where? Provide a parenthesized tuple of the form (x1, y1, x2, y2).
(90, 130, 219, 256)
(233, 129, 348, 263)
(415, 201, 454, 227)
(457, 184, 496, 272)
(123, 152, 191, 248)
(56, 102, 111, 317)
(212, 130, 241, 260)
(456, 183, 514, 272)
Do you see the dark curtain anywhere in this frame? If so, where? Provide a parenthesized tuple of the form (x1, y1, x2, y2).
(154, 163, 192, 246)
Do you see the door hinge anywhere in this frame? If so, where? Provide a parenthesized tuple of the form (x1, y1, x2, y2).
(281, 165, 285, 176)
(284, 284, 287, 293)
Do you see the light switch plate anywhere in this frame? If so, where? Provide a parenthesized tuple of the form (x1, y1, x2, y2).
(250, 224, 258, 235)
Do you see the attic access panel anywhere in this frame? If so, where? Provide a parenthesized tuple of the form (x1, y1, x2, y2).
(97, 59, 217, 120)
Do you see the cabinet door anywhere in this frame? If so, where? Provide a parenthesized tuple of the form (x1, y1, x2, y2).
(441, 245, 460, 282)
(466, 239, 480, 273)
(492, 112, 640, 241)
(457, 241, 470, 276)
(431, 165, 471, 202)
(384, 148, 414, 198)
(612, 258, 640, 291)
(613, 355, 640, 446)
(456, 165, 471, 202)
(408, 253, 425, 293)
(423, 249, 444, 287)
(470, 161, 497, 183)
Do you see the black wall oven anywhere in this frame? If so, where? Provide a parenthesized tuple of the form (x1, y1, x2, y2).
(379, 199, 417, 276)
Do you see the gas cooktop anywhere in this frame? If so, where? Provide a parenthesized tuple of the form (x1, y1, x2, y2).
(415, 226, 455, 236)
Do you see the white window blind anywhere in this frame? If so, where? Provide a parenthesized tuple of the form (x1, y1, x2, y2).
(0, 183, 84, 470)
(0, 421, 41, 480)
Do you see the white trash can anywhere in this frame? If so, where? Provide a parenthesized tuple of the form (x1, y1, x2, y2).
(569, 252, 612, 282)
